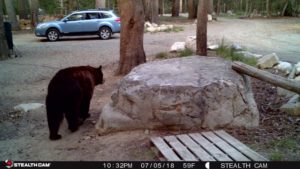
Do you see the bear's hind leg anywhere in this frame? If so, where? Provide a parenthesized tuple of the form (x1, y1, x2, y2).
(47, 112, 63, 140)
(80, 96, 92, 121)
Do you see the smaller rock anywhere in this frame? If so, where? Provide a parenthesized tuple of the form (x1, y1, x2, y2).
(185, 36, 196, 52)
(170, 42, 186, 52)
(274, 61, 293, 75)
(144, 21, 152, 28)
(160, 25, 168, 31)
(236, 51, 262, 59)
(146, 26, 156, 33)
(208, 14, 213, 21)
(280, 95, 300, 116)
(152, 23, 158, 27)
(231, 44, 243, 51)
(295, 76, 300, 81)
(295, 62, 300, 76)
(277, 87, 296, 98)
(208, 44, 219, 50)
(257, 53, 280, 69)
(227, 10, 234, 15)
(14, 103, 44, 112)
(167, 25, 174, 29)
(144, 129, 150, 135)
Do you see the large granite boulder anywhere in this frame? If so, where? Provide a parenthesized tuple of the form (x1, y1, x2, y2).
(96, 56, 259, 134)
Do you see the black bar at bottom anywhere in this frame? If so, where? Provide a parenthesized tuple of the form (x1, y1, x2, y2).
(1, 161, 299, 169)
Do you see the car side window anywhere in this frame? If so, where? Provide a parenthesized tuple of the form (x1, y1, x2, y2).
(67, 13, 85, 21)
(100, 13, 112, 19)
(86, 13, 100, 20)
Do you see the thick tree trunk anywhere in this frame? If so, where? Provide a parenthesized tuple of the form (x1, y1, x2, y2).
(144, 0, 159, 24)
(158, 0, 164, 15)
(29, 0, 39, 28)
(232, 62, 300, 94)
(95, 0, 106, 8)
(18, 0, 29, 19)
(0, 0, 9, 60)
(282, 0, 289, 16)
(172, 0, 180, 17)
(208, 0, 213, 14)
(188, 0, 196, 19)
(196, 0, 208, 56)
(117, 0, 146, 75)
(4, 0, 20, 30)
(66, 0, 75, 13)
(216, 0, 221, 16)
(266, 0, 270, 17)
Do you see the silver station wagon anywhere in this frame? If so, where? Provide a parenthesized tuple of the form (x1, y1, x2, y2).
(35, 9, 121, 41)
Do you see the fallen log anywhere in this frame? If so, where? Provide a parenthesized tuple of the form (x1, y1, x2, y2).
(232, 61, 300, 94)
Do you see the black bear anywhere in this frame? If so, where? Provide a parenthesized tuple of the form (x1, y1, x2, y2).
(46, 65, 104, 140)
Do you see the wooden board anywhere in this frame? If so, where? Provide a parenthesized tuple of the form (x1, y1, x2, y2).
(214, 130, 269, 161)
(151, 130, 268, 161)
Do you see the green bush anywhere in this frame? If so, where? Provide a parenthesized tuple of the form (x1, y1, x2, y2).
(155, 52, 168, 59)
(179, 48, 193, 57)
(216, 40, 257, 66)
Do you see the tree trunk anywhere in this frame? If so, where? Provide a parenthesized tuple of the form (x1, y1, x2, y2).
(66, 0, 75, 13)
(172, 0, 180, 17)
(188, 0, 196, 19)
(143, 0, 159, 24)
(216, 0, 221, 16)
(29, 0, 39, 28)
(244, 0, 249, 16)
(196, 0, 208, 56)
(266, 0, 270, 17)
(208, 0, 213, 14)
(95, 0, 106, 8)
(0, 0, 9, 60)
(158, 0, 164, 15)
(232, 62, 300, 94)
(18, 0, 29, 19)
(4, 0, 20, 30)
(282, 0, 289, 16)
(117, 0, 146, 75)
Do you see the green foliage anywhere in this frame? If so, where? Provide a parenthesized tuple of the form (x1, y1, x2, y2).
(163, 26, 184, 33)
(268, 138, 297, 149)
(179, 48, 193, 57)
(216, 40, 257, 66)
(155, 52, 168, 59)
(269, 151, 284, 161)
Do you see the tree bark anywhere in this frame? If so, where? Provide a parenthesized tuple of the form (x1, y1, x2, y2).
(95, 0, 106, 8)
(172, 0, 180, 17)
(18, 0, 29, 19)
(196, 0, 208, 56)
(216, 0, 221, 16)
(0, 0, 9, 60)
(282, 0, 289, 16)
(117, 0, 146, 75)
(158, 0, 164, 15)
(208, 0, 213, 14)
(188, 0, 196, 19)
(266, 0, 270, 16)
(4, 0, 20, 30)
(29, 0, 39, 28)
(232, 61, 300, 94)
(143, 0, 159, 24)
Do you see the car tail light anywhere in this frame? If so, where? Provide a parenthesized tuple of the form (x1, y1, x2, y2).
(115, 18, 121, 23)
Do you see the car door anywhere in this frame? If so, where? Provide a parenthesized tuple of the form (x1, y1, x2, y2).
(80, 13, 101, 32)
(60, 13, 86, 33)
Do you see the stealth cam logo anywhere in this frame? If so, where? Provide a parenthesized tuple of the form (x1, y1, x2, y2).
(5, 160, 14, 168)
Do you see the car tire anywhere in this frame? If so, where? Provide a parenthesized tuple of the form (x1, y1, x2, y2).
(99, 27, 112, 40)
(46, 28, 60, 42)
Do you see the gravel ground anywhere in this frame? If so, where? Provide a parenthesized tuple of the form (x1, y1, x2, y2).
(0, 17, 300, 161)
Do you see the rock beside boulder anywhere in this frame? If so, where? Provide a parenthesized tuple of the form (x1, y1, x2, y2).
(274, 61, 293, 75)
(96, 56, 259, 134)
(295, 62, 300, 76)
(185, 36, 196, 52)
(280, 95, 300, 116)
(257, 53, 280, 69)
(170, 42, 186, 52)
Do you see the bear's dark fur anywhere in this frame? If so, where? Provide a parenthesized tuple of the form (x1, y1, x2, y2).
(46, 65, 104, 140)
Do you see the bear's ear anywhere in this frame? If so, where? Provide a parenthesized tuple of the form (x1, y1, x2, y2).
(98, 65, 102, 71)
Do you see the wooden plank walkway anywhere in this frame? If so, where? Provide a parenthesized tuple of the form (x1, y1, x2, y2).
(151, 130, 268, 161)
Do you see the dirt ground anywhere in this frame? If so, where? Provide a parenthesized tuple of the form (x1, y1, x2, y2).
(0, 17, 300, 161)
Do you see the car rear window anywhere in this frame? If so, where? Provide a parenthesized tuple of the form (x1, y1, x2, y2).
(86, 13, 100, 19)
(100, 13, 112, 19)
